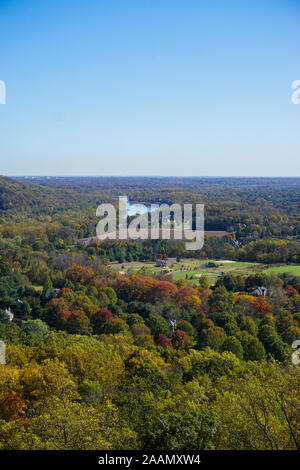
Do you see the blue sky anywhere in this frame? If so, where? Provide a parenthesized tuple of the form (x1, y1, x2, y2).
(0, 0, 300, 176)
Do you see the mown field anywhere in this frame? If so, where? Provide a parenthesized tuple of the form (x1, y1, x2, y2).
(171, 260, 262, 284)
(113, 258, 300, 285)
(262, 264, 300, 277)
(113, 259, 261, 285)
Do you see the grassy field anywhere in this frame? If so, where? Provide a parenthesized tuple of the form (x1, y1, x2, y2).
(262, 265, 300, 277)
(113, 259, 300, 285)
(115, 259, 262, 285)
(171, 260, 262, 284)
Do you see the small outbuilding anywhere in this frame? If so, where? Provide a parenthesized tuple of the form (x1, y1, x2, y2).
(251, 286, 267, 297)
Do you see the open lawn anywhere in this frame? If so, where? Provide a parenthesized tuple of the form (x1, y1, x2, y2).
(263, 265, 300, 277)
(111, 259, 300, 286)
(114, 258, 262, 285)
(171, 260, 262, 285)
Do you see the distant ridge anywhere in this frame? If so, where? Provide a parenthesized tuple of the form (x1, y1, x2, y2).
(0, 175, 76, 214)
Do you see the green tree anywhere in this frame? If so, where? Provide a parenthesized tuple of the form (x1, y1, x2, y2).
(238, 331, 266, 361)
(221, 336, 243, 359)
(145, 314, 169, 338)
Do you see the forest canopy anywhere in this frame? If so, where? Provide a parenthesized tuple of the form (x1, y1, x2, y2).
(0, 176, 299, 450)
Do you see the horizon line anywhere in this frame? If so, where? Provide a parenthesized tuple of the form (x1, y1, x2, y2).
(6, 175, 300, 179)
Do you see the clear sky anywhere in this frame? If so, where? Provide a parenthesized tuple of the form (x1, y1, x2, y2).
(0, 0, 300, 176)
